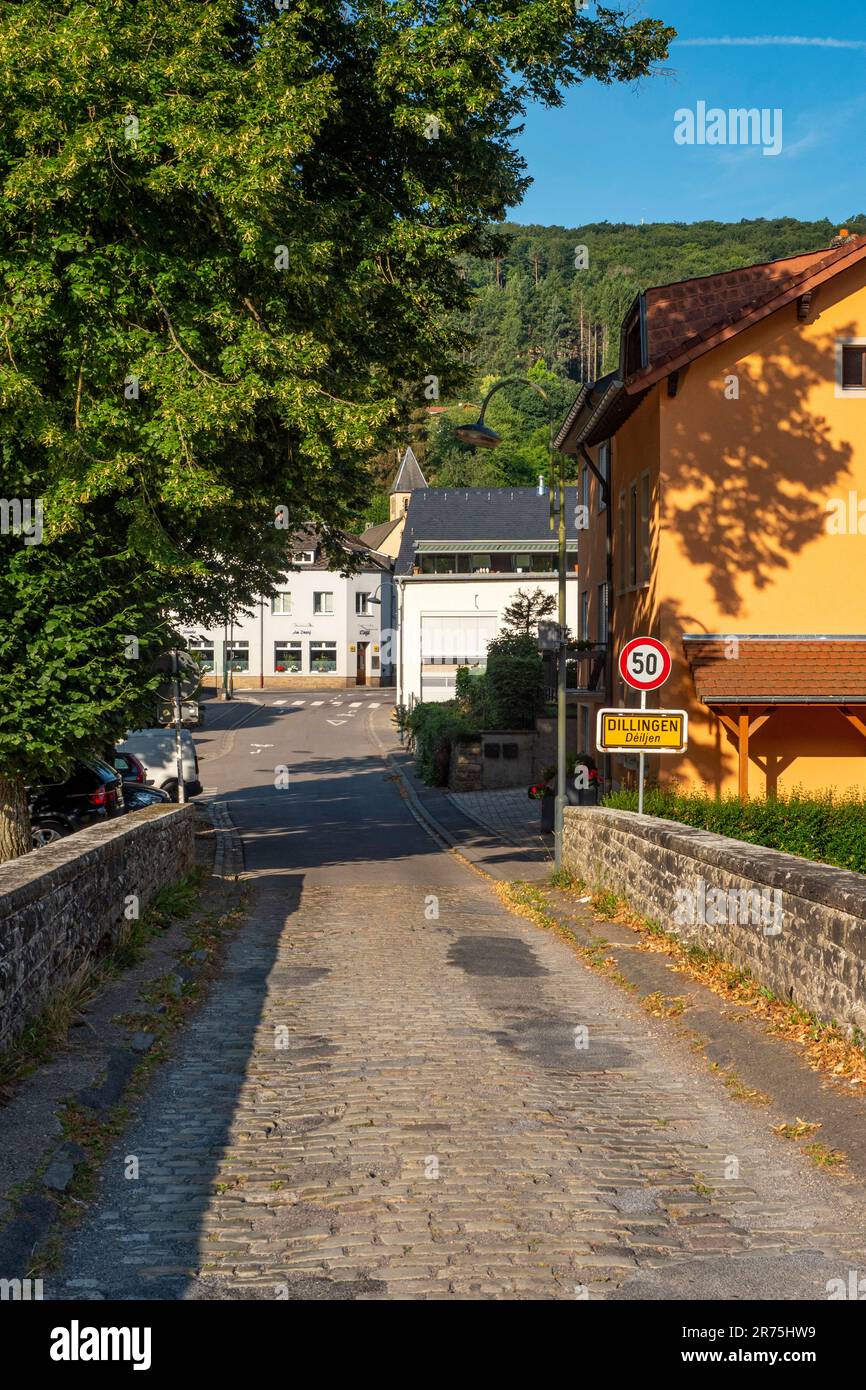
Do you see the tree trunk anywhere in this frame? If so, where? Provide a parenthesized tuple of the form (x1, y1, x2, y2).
(0, 772, 32, 863)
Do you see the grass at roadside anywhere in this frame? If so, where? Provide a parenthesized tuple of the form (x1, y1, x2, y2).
(0, 870, 205, 1100)
(24, 884, 246, 1277)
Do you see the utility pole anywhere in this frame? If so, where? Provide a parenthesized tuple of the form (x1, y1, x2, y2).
(171, 649, 186, 804)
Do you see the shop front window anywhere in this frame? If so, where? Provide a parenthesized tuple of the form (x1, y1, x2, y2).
(310, 641, 337, 673)
(275, 642, 302, 673)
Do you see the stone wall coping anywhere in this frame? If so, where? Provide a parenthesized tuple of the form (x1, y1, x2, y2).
(563, 806, 866, 916)
(479, 730, 535, 737)
(0, 804, 196, 906)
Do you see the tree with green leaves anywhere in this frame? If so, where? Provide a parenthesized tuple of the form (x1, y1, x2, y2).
(0, 0, 674, 858)
(500, 586, 557, 637)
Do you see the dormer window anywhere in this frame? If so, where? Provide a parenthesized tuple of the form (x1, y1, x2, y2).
(293, 549, 315, 564)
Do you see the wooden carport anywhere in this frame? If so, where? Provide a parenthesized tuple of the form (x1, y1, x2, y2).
(682, 636, 866, 798)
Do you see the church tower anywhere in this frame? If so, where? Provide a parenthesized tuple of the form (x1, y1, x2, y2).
(389, 446, 428, 521)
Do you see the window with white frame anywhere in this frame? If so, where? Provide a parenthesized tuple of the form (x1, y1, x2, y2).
(188, 642, 214, 672)
(274, 641, 302, 672)
(836, 340, 866, 397)
(226, 640, 249, 672)
(313, 591, 334, 614)
(293, 549, 315, 564)
(355, 592, 372, 615)
(271, 591, 292, 614)
(597, 581, 609, 642)
(310, 640, 337, 672)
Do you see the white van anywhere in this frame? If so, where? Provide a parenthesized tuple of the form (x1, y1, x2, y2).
(116, 728, 202, 801)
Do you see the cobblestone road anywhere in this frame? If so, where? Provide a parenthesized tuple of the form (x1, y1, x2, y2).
(53, 695, 866, 1301)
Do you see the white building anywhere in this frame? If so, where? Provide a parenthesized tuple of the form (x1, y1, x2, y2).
(392, 485, 580, 705)
(183, 531, 394, 690)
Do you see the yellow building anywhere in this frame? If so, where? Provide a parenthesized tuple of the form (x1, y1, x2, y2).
(557, 234, 866, 797)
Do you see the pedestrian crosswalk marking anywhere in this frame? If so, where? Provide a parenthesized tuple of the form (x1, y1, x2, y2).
(368, 702, 380, 708)
(349, 702, 361, 707)
(311, 700, 323, 706)
(292, 699, 305, 705)
(274, 699, 286, 706)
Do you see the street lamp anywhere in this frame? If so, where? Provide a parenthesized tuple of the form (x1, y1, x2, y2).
(452, 375, 571, 870)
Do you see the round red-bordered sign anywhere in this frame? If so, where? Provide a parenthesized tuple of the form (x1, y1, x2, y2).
(618, 637, 671, 692)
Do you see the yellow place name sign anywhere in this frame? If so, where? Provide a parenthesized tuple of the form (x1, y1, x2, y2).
(597, 708, 688, 754)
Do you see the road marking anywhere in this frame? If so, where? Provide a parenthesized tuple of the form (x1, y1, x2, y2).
(311, 700, 324, 706)
(274, 699, 287, 706)
(292, 699, 305, 705)
(349, 702, 361, 707)
(326, 719, 347, 726)
(331, 700, 343, 705)
(368, 702, 380, 708)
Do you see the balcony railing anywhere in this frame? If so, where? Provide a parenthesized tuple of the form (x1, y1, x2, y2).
(543, 643, 608, 702)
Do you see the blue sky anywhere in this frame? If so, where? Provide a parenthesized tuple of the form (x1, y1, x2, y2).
(512, 0, 866, 226)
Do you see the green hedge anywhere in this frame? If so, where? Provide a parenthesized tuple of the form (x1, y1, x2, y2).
(406, 701, 478, 786)
(480, 633, 543, 730)
(602, 786, 866, 875)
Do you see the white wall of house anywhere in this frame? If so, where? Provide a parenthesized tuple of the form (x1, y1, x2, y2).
(182, 566, 394, 688)
(395, 575, 579, 706)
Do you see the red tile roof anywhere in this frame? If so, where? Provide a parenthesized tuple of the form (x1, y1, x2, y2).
(683, 636, 866, 704)
(629, 235, 866, 391)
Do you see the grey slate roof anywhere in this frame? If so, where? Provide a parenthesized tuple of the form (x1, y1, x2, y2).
(390, 446, 428, 494)
(287, 528, 391, 574)
(395, 486, 579, 575)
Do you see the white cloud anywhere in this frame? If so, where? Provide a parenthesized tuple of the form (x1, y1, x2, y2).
(677, 36, 866, 50)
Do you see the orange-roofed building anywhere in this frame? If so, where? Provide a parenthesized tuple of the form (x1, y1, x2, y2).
(556, 233, 866, 797)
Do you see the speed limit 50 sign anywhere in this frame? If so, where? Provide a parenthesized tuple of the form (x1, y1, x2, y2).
(618, 637, 671, 692)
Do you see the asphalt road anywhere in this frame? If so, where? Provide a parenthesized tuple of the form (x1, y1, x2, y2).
(194, 688, 468, 887)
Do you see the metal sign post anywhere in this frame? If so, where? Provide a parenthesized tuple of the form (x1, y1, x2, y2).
(638, 688, 647, 815)
(616, 637, 677, 815)
(172, 649, 186, 805)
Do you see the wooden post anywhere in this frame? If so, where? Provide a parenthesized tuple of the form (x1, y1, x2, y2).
(738, 706, 749, 800)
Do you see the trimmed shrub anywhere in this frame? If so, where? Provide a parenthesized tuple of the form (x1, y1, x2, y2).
(601, 786, 866, 874)
(455, 665, 494, 726)
(484, 632, 544, 730)
(406, 701, 478, 786)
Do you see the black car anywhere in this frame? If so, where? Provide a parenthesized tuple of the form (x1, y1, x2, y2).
(29, 758, 126, 848)
(122, 784, 171, 811)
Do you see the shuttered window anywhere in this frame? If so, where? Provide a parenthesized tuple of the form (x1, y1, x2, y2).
(421, 614, 498, 665)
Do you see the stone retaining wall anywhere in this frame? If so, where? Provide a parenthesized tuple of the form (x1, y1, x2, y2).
(563, 806, 866, 1035)
(449, 732, 535, 791)
(0, 805, 196, 1049)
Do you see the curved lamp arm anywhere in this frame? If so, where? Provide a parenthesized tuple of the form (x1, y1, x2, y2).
(475, 374, 552, 422)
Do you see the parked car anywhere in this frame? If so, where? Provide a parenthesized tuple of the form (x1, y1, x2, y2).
(29, 757, 126, 848)
(115, 727, 202, 801)
(122, 783, 172, 811)
(114, 749, 147, 785)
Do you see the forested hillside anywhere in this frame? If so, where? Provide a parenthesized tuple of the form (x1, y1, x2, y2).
(361, 215, 866, 526)
(461, 215, 866, 383)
